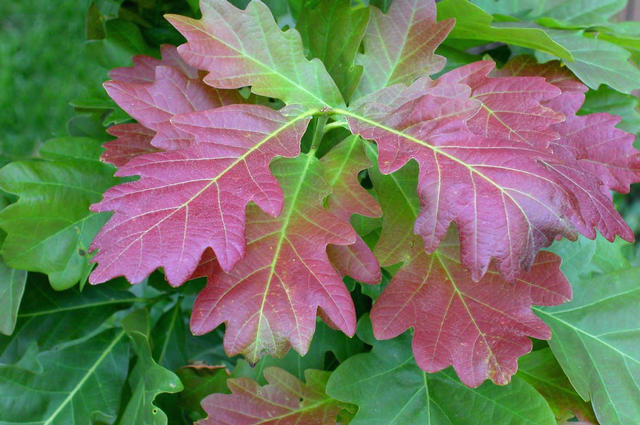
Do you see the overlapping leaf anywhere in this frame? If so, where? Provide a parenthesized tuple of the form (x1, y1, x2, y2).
(354, 0, 454, 98)
(90, 105, 311, 285)
(517, 348, 598, 423)
(297, 0, 370, 102)
(0, 137, 119, 289)
(104, 45, 243, 150)
(345, 58, 638, 281)
(366, 160, 571, 386)
(166, 0, 344, 108)
(102, 123, 159, 167)
(322, 135, 381, 284)
(437, 0, 572, 60)
(199, 367, 342, 425)
(0, 260, 26, 335)
(498, 56, 640, 238)
(190, 154, 356, 362)
(327, 319, 556, 425)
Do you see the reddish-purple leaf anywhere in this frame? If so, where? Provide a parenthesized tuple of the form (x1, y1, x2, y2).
(102, 124, 158, 167)
(439, 61, 564, 149)
(371, 229, 571, 387)
(367, 162, 571, 387)
(89, 105, 311, 286)
(344, 76, 581, 281)
(354, 0, 454, 98)
(499, 56, 640, 195)
(166, 0, 344, 108)
(108, 44, 198, 83)
(322, 135, 381, 284)
(104, 65, 243, 150)
(198, 367, 340, 425)
(191, 154, 356, 362)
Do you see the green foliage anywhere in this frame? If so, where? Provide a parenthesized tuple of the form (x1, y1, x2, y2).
(1, 0, 640, 424)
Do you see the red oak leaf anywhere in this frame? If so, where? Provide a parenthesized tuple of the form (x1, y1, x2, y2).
(191, 154, 356, 362)
(322, 135, 381, 284)
(198, 368, 340, 425)
(438, 61, 564, 149)
(166, 0, 344, 108)
(101, 124, 159, 167)
(344, 65, 637, 280)
(499, 56, 640, 195)
(344, 76, 581, 281)
(89, 105, 311, 286)
(108, 44, 199, 83)
(371, 229, 571, 387)
(104, 64, 243, 150)
(354, 0, 454, 98)
(367, 162, 571, 387)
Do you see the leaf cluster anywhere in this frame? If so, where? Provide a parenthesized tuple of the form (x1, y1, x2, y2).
(1, 0, 640, 424)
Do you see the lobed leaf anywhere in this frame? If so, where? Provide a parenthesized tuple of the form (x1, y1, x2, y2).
(322, 135, 382, 284)
(437, 0, 573, 60)
(198, 367, 342, 425)
(534, 267, 640, 425)
(0, 137, 119, 290)
(89, 105, 311, 285)
(190, 154, 357, 362)
(354, 0, 454, 98)
(297, 0, 370, 102)
(166, 0, 344, 108)
(367, 160, 571, 386)
(327, 320, 557, 425)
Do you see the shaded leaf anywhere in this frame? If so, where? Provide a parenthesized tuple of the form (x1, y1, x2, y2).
(0, 328, 129, 425)
(437, 0, 572, 60)
(191, 154, 356, 363)
(166, 0, 344, 108)
(176, 365, 230, 421)
(297, 0, 370, 102)
(0, 259, 26, 335)
(0, 275, 138, 368)
(199, 367, 343, 425)
(102, 123, 159, 167)
(152, 298, 189, 371)
(0, 137, 119, 289)
(517, 348, 598, 423)
(326, 319, 556, 425)
(119, 309, 183, 425)
(354, 0, 454, 98)
(89, 105, 311, 285)
(323, 135, 381, 284)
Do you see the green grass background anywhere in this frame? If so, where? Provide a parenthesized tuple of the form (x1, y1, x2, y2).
(0, 0, 104, 162)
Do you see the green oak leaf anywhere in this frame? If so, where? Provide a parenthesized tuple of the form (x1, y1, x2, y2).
(517, 348, 597, 423)
(119, 309, 183, 425)
(152, 298, 189, 372)
(534, 266, 640, 425)
(580, 85, 640, 134)
(0, 328, 129, 425)
(472, 0, 626, 27)
(85, 18, 155, 70)
(0, 259, 26, 335)
(0, 275, 138, 368)
(437, 0, 573, 60)
(535, 30, 640, 93)
(0, 137, 119, 290)
(327, 318, 556, 425)
(297, 0, 370, 102)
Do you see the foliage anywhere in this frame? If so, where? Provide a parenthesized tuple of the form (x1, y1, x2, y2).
(1, 0, 640, 424)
